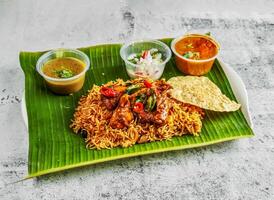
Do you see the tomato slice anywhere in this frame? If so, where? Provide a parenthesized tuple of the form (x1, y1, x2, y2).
(133, 102, 144, 113)
(100, 87, 117, 97)
(141, 50, 149, 59)
(144, 80, 152, 88)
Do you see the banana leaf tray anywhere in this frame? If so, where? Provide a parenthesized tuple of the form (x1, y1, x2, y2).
(20, 38, 254, 178)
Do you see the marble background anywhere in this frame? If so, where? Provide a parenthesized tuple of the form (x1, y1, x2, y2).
(0, 0, 273, 199)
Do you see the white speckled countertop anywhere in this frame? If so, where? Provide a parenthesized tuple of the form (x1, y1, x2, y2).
(0, 0, 273, 199)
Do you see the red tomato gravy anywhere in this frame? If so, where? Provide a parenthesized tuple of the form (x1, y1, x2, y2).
(175, 37, 218, 60)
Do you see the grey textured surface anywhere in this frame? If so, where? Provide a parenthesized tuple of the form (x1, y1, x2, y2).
(0, 0, 274, 199)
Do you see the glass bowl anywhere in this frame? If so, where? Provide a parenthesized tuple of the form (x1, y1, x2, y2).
(36, 49, 90, 95)
(120, 39, 171, 80)
(171, 33, 220, 76)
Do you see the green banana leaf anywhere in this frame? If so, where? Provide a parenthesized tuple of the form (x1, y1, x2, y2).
(20, 38, 254, 178)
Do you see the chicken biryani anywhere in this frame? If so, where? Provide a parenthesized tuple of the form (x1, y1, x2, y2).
(70, 78, 204, 149)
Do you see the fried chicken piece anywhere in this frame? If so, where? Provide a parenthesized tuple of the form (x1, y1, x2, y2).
(109, 94, 134, 129)
(138, 93, 170, 125)
(153, 93, 170, 124)
(101, 95, 121, 110)
(153, 79, 172, 95)
(101, 85, 127, 110)
(138, 111, 154, 123)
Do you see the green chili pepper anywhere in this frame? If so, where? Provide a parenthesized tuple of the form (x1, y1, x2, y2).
(136, 93, 147, 103)
(126, 84, 141, 94)
(145, 93, 156, 112)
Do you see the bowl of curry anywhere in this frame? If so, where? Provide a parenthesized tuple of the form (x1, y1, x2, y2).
(171, 33, 220, 76)
(36, 49, 90, 95)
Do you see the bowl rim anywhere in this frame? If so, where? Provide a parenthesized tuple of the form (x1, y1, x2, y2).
(120, 39, 172, 67)
(171, 33, 220, 63)
(36, 48, 90, 82)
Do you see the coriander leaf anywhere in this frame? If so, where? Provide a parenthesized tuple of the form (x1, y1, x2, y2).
(205, 32, 211, 36)
(183, 51, 193, 59)
(55, 69, 74, 78)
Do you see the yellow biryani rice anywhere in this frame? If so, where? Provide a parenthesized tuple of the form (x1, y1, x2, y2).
(70, 80, 204, 150)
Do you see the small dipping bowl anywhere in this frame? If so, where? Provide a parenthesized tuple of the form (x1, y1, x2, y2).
(120, 40, 171, 80)
(36, 49, 90, 95)
(171, 34, 220, 76)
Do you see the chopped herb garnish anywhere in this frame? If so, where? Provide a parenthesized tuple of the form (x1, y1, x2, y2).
(205, 32, 211, 36)
(127, 48, 163, 65)
(55, 69, 74, 78)
(183, 51, 193, 59)
(182, 51, 200, 59)
(186, 43, 193, 48)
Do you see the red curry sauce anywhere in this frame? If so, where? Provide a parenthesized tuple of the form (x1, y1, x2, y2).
(175, 37, 218, 60)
